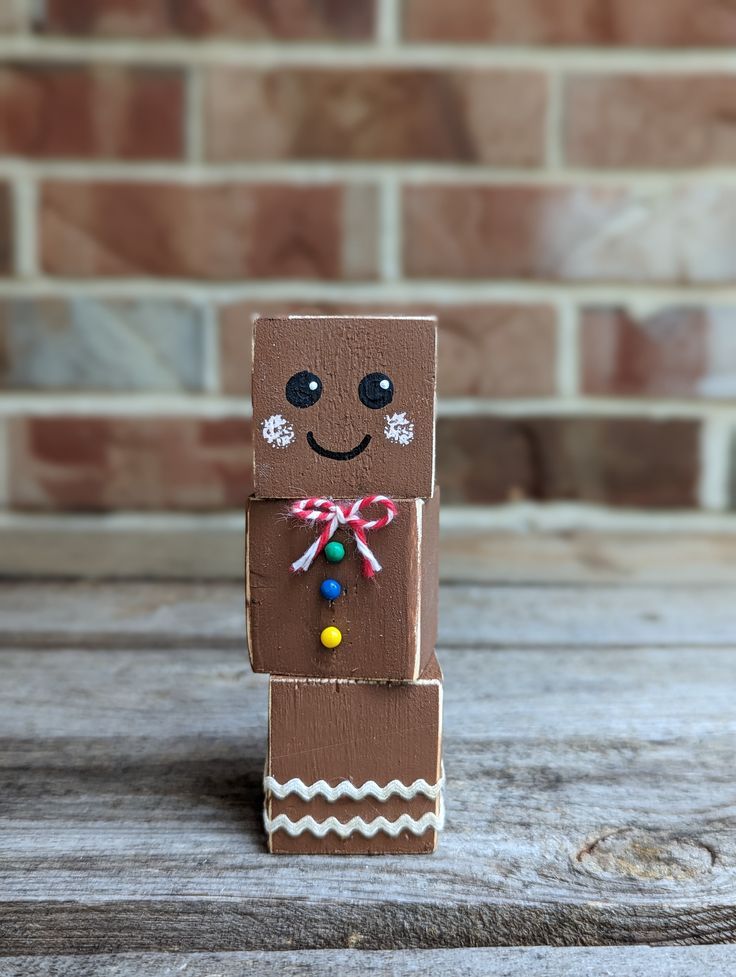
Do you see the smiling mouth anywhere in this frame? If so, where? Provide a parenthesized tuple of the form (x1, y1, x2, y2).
(306, 431, 372, 461)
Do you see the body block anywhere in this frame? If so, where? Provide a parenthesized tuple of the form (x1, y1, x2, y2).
(247, 488, 439, 681)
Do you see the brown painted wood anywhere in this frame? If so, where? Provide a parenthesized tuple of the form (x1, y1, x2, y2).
(266, 657, 443, 854)
(247, 491, 439, 679)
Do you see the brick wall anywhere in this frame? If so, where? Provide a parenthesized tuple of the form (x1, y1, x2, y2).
(2, 0, 736, 559)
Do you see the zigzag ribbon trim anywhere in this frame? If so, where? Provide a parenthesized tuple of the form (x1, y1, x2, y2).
(264, 765, 444, 802)
(264, 794, 445, 839)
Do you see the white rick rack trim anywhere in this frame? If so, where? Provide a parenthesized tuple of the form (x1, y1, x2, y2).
(264, 764, 444, 802)
(264, 794, 446, 840)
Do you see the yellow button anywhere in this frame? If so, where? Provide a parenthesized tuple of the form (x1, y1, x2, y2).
(320, 626, 342, 649)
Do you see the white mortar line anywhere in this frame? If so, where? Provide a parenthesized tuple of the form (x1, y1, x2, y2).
(556, 300, 579, 398)
(698, 414, 732, 511)
(437, 398, 736, 420)
(376, 0, 400, 46)
(4, 37, 736, 70)
(544, 69, 563, 170)
(0, 395, 251, 417)
(0, 510, 246, 532)
(0, 393, 733, 421)
(12, 159, 736, 185)
(202, 300, 221, 395)
(439, 502, 736, 533)
(5, 504, 736, 534)
(3, 279, 736, 304)
(378, 175, 401, 281)
(12, 174, 37, 279)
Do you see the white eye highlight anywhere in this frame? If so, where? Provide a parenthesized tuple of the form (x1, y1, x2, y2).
(379, 379, 390, 390)
(308, 380, 319, 391)
(261, 414, 295, 449)
(384, 411, 415, 446)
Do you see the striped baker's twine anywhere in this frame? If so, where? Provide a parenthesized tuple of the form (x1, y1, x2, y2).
(264, 765, 445, 802)
(289, 496, 397, 578)
(264, 793, 446, 839)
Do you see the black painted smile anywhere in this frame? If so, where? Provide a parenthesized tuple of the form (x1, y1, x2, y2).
(306, 431, 372, 461)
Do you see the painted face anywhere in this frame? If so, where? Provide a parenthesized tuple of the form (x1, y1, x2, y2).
(252, 315, 436, 499)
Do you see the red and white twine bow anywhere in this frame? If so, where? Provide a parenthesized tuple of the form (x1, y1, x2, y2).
(289, 496, 398, 578)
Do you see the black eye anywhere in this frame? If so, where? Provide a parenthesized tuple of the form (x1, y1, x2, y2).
(359, 373, 393, 409)
(286, 371, 322, 408)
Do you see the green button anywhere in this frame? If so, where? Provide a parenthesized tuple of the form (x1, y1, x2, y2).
(324, 541, 345, 563)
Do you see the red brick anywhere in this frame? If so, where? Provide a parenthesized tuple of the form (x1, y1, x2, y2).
(40, 0, 375, 39)
(40, 182, 378, 279)
(437, 416, 699, 508)
(9, 416, 253, 511)
(439, 304, 557, 396)
(0, 296, 208, 391)
(565, 75, 736, 168)
(218, 301, 557, 398)
(403, 184, 736, 283)
(0, 183, 11, 274)
(0, 64, 184, 160)
(205, 68, 546, 165)
(581, 306, 736, 399)
(403, 0, 736, 46)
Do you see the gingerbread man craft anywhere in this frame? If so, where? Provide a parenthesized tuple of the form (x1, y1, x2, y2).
(247, 315, 443, 854)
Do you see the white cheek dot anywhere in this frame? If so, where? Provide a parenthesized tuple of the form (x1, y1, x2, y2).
(262, 413, 295, 449)
(384, 411, 415, 446)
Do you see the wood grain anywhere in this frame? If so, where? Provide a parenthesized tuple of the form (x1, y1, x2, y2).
(3, 623, 736, 951)
(4, 520, 736, 582)
(5, 947, 736, 976)
(266, 661, 442, 854)
(2, 580, 736, 650)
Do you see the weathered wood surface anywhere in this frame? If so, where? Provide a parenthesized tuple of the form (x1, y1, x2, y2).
(441, 527, 736, 585)
(4, 947, 736, 976)
(1, 580, 735, 649)
(3, 620, 736, 951)
(4, 515, 736, 583)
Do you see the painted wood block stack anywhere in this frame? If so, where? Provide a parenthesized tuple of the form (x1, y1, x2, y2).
(246, 315, 443, 854)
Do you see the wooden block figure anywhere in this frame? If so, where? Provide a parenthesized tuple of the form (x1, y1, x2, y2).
(247, 314, 443, 854)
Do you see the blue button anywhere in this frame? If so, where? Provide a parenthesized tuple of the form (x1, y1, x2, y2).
(320, 578, 342, 601)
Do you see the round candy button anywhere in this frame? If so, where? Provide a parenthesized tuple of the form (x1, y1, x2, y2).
(324, 541, 345, 563)
(320, 578, 342, 601)
(320, 626, 342, 649)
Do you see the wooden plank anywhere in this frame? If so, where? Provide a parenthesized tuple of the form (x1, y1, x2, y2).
(2, 643, 736, 951)
(4, 516, 736, 585)
(0, 514, 246, 581)
(2, 580, 735, 650)
(442, 529, 736, 585)
(0, 581, 246, 649)
(4, 947, 736, 976)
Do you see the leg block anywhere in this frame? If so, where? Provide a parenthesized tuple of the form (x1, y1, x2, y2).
(265, 655, 443, 854)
